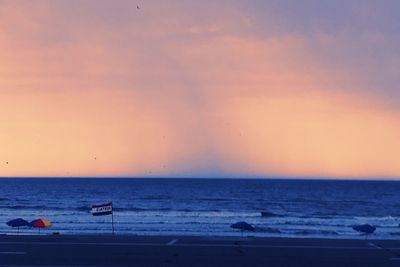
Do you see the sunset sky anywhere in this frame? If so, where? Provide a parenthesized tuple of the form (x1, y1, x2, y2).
(0, 0, 399, 178)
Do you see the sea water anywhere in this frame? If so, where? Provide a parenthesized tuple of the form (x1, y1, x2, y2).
(0, 178, 400, 239)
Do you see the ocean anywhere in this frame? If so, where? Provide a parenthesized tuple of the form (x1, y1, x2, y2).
(1, 178, 400, 239)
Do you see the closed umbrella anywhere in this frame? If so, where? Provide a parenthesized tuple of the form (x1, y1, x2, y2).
(29, 219, 52, 234)
(6, 218, 29, 233)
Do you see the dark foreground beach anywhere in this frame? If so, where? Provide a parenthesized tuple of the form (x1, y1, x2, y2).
(1, 235, 400, 266)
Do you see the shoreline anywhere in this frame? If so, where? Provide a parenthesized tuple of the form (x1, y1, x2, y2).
(0, 232, 394, 242)
(1, 230, 396, 241)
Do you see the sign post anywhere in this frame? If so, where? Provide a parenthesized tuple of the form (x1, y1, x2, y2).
(112, 210, 114, 235)
(91, 202, 114, 234)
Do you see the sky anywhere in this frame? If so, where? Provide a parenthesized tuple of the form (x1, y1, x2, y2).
(0, 0, 399, 178)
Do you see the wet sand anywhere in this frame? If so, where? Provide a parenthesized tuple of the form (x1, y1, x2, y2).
(1, 234, 400, 266)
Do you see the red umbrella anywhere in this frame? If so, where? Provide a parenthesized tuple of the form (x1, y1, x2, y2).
(29, 219, 52, 234)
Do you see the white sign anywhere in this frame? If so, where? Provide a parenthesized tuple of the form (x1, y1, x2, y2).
(91, 202, 113, 216)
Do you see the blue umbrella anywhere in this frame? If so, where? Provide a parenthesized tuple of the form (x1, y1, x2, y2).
(352, 224, 376, 234)
(6, 218, 29, 233)
(231, 221, 255, 236)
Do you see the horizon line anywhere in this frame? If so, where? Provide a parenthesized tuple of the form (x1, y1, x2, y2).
(0, 176, 399, 181)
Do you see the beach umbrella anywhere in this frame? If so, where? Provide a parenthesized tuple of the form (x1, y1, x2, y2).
(231, 221, 255, 231)
(6, 218, 29, 233)
(231, 221, 255, 237)
(29, 219, 52, 234)
(352, 224, 376, 235)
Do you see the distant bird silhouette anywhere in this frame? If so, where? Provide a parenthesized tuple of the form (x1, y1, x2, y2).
(137, 5, 140, 9)
(5, 162, 8, 164)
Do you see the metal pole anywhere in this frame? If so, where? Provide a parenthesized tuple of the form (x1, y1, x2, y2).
(112, 212, 115, 235)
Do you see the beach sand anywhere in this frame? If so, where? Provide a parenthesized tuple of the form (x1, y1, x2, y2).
(1, 234, 400, 266)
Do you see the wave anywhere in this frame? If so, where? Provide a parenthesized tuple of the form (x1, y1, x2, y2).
(142, 196, 172, 200)
(0, 205, 74, 211)
(197, 198, 233, 201)
(354, 215, 399, 221)
(281, 221, 343, 227)
(85, 207, 221, 213)
(0, 204, 222, 213)
(73, 206, 155, 212)
(117, 207, 173, 212)
(14, 198, 30, 202)
(311, 211, 340, 218)
(254, 226, 281, 234)
(75, 207, 181, 212)
(260, 211, 283, 218)
(76, 206, 90, 212)
(0, 205, 48, 210)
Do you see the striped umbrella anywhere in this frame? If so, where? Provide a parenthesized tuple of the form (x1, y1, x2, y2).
(29, 219, 52, 234)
